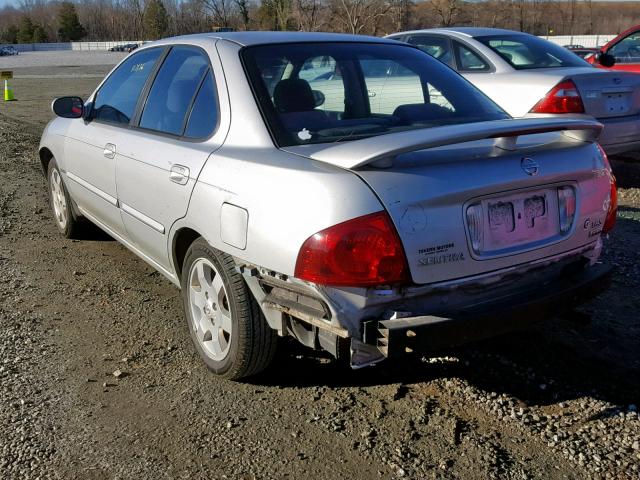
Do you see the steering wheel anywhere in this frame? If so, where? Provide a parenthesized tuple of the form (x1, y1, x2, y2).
(628, 46, 640, 58)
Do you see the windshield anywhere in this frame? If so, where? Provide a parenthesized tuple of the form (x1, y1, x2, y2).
(241, 42, 508, 147)
(477, 34, 589, 70)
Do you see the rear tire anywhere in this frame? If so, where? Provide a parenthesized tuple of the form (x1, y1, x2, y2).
(47, 158, 80, 239)
(181, 238, 277, 380)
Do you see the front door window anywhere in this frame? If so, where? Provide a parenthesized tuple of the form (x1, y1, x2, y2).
(609, 32, 640, 64)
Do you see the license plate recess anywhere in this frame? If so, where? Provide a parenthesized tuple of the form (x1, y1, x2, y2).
(480, 188, 560, 255)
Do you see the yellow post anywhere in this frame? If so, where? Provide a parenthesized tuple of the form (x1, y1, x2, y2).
(3, 79, 15, 101)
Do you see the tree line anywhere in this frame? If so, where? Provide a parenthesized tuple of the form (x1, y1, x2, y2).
(1, 0, 639, 44)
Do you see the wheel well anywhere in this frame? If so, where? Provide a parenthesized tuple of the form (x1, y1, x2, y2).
(39, 148, 53, 176)
(173, 228, 201, 278)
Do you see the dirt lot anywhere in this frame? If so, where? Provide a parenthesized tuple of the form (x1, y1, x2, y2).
(0, 60, 639, 480)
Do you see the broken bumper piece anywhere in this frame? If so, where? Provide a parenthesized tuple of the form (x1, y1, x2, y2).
(361, 262, 612, 360)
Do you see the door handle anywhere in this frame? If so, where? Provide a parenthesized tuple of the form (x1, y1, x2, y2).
(169, 165, 190, 185)
(103, 143, 116, 159)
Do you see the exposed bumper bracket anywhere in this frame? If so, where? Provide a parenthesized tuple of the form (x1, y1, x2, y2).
(363, 263, 612, 358)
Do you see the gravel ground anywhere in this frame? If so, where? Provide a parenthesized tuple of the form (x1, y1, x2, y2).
(0, 66, 639, 479)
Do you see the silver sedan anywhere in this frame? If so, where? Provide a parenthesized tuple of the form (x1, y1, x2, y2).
(387, 27, 640, 155)
(39, 32, 615, 379)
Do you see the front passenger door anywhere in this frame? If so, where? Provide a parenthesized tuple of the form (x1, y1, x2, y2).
(63, 48, 163, 236)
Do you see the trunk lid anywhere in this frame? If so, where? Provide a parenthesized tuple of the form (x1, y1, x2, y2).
(284, 119, 611, 285)
(356, 140, 610, 284)
(568, 68, 640, 118)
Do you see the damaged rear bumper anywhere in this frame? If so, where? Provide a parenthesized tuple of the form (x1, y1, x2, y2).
(362, 262, 612, 358)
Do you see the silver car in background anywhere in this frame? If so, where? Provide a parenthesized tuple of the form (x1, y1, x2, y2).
(387, 27, 640, 155)
(39, 32, 615, 379)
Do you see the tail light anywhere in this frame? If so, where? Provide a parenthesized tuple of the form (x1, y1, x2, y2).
(603, 175, 617, 233)
(530, 79, 585, 114)
(294, 211, 410, 287)
(557, 186, 576, 234)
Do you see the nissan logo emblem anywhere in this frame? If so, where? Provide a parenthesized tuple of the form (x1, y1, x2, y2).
(521, 157, 539, 176)
(613, 77, 622, 85)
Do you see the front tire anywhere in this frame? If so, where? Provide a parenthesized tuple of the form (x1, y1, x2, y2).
(181, 238, 277, 380)
(47, 158, 80, 238)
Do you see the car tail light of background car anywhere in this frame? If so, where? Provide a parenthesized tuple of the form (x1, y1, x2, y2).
(530, 79, 585, 114)
(295, 211, 410, 287)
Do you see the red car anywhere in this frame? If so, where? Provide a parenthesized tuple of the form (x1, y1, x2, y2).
(589, 25, 640, 72)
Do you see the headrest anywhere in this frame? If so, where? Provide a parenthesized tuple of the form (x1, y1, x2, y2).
(166, 80, 194, 114)
(392, 103, 453, 123)
(273, 78, 316, 113)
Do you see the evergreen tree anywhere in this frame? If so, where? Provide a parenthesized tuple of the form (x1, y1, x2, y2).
(143, 0, 168, 40)
(17, 16, 34, 44)
(1, 25, 19, 44)
(32, 25, 48, 43)
(57, 2, 86, 41)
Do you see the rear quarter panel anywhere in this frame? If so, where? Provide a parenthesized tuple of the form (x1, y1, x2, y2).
(173, 150, 383, 276)
(464, 70, 562, 117)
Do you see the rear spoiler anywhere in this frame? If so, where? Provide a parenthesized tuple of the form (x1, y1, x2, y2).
(283, 118, 602, 169)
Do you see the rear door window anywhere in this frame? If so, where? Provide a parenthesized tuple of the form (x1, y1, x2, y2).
(139, 46, 209, 136)
(406, 35, 454, 67)
(453, 41, 491, 72)
(92, 48, 162, 125)
(184, 70, 218, 139)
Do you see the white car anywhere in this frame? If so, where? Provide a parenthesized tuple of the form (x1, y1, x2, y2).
(387, 27, 640, 155)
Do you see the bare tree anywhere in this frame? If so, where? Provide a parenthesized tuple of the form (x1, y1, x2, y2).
(430, 0, 460, 27)
(261, 0, 291, 30)
(4, 0, 640, 43)
(388, 0, 411, 31)
(200, 0, 236, 28)
(332, 0, 390, 35)
(235, 0, 251, 29)
(292, 0, 324, 31)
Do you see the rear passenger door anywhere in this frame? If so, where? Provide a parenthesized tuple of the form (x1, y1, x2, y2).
(115, 45, 224, 272)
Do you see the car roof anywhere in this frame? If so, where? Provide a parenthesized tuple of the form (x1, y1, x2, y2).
(154, 31, 399, 47)
(391, 27, 530, 38)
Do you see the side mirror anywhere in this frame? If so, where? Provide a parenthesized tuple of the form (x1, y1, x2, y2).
(312, 90, 325, 108)
(597, 52, 616, 68)
(52, 96, 84, 119)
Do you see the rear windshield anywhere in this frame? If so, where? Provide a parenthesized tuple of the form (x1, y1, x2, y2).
(477, 34, 589, 70)
(241, 42, 508, 147)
